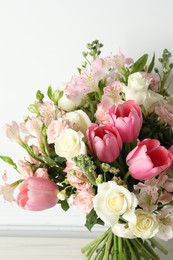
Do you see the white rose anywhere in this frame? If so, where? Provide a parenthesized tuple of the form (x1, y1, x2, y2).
(129, 209, 159, 239)
(93, 181, 138, 226)
(54, 128, 87, 160)
(58, 94, 83, 111)
(62, 110, 91, 137)
(123, 72, 150, 105)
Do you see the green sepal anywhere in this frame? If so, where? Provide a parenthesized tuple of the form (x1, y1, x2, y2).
(147, 53, 155, 73)
(85, 208, 104, 231)
(47, 85, 63, 105)
(59, 199, 70, 211)
(28, 104, 40, 115)
(36, 90, 44, 102)
(0, 155, 17, 168)
(131, 54, 148, 73)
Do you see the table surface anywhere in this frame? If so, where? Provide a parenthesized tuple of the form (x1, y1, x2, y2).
(0, 237, 172, 260)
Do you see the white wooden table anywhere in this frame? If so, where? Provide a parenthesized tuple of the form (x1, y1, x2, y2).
(0, 237, 172, 260)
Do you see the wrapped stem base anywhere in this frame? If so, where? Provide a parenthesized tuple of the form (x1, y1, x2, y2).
(81, 228, 168, 260)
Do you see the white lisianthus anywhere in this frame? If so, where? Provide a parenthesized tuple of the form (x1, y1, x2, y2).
(62, 110, 91, 137)
(123, 72, 150, 105)
(93, 181, 138, 226)
(58, 94, 83, 111)
(128, 209, 159, 239)
(112, 223, 135, 239)
(54, 128, 87, 160)
(143, 90, 164, 113)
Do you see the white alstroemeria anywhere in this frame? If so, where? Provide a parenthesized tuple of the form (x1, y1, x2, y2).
(54, 128, 87, 160)
(62, 109, 91, 137)
(93, 181, 138, 226)
(128, 209, 159, 239)
(123, 72, 150, 105)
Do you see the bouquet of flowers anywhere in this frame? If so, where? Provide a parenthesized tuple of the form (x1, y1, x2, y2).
(1, 40, 173, 259)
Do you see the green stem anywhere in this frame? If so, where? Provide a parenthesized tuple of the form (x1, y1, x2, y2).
(126, 239, 138, 260)
(113, 235, 118, 260)
(103, 230, 113, 259)
(81, 228, 110, 257)
(117, 237, 123, 260)
(149, 238, 168, 255)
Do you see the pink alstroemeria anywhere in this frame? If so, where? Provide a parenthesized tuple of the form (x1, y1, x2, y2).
(87, 123, 122, 163)
(126, 139, 173, 181)
(108, 100, 142, 143)
(17, 177, 58, 211)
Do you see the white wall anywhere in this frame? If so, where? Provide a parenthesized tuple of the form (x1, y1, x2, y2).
(0, 0, 173, 232)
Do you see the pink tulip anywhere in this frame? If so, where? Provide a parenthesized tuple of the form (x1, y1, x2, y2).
(108, 100, 142, 143)
(17, 177, 58, 211)
(87, 123, 122, 163)
(126, 139, 173, 181)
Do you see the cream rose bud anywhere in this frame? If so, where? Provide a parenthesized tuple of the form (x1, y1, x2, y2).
(93, 181, 138, 226)
(58, 94, 83, 111)
(129, 210, 159, 239)
(123, 72, 150, 105)
(62, 110, 91, 137)
(54, 128, 87, 160)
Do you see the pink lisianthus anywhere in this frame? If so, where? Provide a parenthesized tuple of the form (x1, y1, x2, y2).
(126, 139, 173, 181)
(87, 123, 122, 163)
(155, 103, 173, 126)
(17, 177, 58, 211)
(73, 189, 94, 214)
(64, 161, 91, 191)
(46, 118, 70, 144)
(108, 100, 142, 143)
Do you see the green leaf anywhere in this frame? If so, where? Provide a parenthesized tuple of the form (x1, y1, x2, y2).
(0, 155, 16, 167)
(85, 209, 104, 231)
(59, 199, 69, 211)
(44, 156, 56, 165)
(147, 53, 155, 73)
(131, 54, 148, 73)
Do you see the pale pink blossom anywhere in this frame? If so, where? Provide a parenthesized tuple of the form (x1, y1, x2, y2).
(64, 74, 98, 102)
(87, 123, 122, 163)
(47, 118, 70, 144)
(95, 103, 109, 124)
(73, 189, 94, 214)
(127, 139, 173, 180)
(100, 81, 123, 109)
(17, 177, 58, 211)
(0, 171, 19, 202)
(108, 100, 142, 143)
(155, 103, 173, 126)
(25, 118, 44, 148)
(17, 160, 33, 178)
(157, 206, 173, 241)
(5, 121, 23, 145)
(34, 168, 49, 179)
(64, 161, 91, 191)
